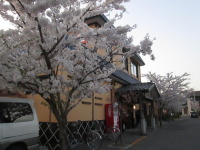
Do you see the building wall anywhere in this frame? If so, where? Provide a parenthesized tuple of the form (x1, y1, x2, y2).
(27, 81, 123, 123)
(67, 92, 111, 122)
(154, 101, 159, 116)
(28, 94, 52, 122)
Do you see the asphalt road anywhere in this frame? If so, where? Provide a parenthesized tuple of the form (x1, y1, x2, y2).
(128, 117, 200, 150)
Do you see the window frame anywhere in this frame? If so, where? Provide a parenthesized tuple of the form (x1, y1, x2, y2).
(130, 61, 138, 78)
(122, 55, 129, 71)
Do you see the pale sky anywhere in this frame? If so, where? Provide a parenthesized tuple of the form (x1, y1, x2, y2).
(0, 1, 200, 90)
(114, 0, 200, 90)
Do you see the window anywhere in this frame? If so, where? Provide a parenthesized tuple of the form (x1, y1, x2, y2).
(122, 55, 128, 71)
(0, 102, 33, 123)
(131, 62, 138, 77)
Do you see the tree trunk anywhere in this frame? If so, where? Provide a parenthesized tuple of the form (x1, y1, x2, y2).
(159, 107, 163, 127)
(150, 101, 156, 129)
(48, 103, 70, 150)
(139, 96, 146, 135)
(59, 121, 70, 150)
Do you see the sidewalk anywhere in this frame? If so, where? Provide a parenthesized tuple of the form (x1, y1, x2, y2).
(73, 128, 147, 150)
(74, 118, 187, 150)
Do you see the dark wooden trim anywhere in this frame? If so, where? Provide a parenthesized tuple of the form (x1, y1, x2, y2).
(95, 103, 103, 106)
(82, 101, 92, 105)
(95, 96, 103, 100)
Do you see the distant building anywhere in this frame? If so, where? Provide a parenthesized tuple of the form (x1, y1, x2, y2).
(182, 91, 200, 116)
(182, 99, 191, 116)
(190, 91, 200, 101)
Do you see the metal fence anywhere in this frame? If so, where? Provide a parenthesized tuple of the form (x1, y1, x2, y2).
(39, 120, 105, 150)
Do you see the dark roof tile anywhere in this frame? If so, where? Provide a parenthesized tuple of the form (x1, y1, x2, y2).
(116, 82, 160, 99)
(111, 70, 140, 85)
(117, 82, 154, 93)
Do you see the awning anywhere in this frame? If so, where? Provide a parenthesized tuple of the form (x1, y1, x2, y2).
(110, 70, 140, 85)
(116, 82, 160, 99)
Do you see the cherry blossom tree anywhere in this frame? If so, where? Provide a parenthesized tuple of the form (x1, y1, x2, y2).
(143, 72, 192, 125)
(191, 100, 200, 112)
(0, 0, 154, 149)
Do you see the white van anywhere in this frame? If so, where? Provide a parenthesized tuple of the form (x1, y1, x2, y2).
(0, 97, 39, 150)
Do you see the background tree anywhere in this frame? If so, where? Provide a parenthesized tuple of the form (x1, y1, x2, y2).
(191, 100, 200, 112)
(0, 1, 154, 149)
(143, 72, 192, 125)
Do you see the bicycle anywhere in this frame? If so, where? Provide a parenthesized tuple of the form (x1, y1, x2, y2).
(67, 121, 102, 150)
(93, 121, 121, 144)
(106, 126, 121, 143)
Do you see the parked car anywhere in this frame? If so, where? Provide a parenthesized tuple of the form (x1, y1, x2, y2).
(191, 112, 199, 118)
(0, 97, 39, 150)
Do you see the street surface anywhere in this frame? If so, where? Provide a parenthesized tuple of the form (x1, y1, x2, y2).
(128, 117, 200, 150)
(69, 116, 200, 150)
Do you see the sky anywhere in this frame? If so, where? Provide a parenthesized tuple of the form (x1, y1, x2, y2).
(0, 0, 199, 90)
(113, 0, 200, 91)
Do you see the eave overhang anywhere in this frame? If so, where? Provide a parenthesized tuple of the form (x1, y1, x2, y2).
(131, 53, 145, 66)
(116, 82, 160, 99)
(110, 70, 140, 85)
(84, 14, 109, 26)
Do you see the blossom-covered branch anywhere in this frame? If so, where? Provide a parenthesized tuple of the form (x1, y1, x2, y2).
(143, 72, 192, 111)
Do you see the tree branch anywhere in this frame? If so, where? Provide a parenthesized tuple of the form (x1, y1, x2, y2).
(81, 77, 110, 85)
(47, 7, 91, 55)
(9, 2, 26, 26)
(64, 87, 77, 116)
(35, 17, 45, 44)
